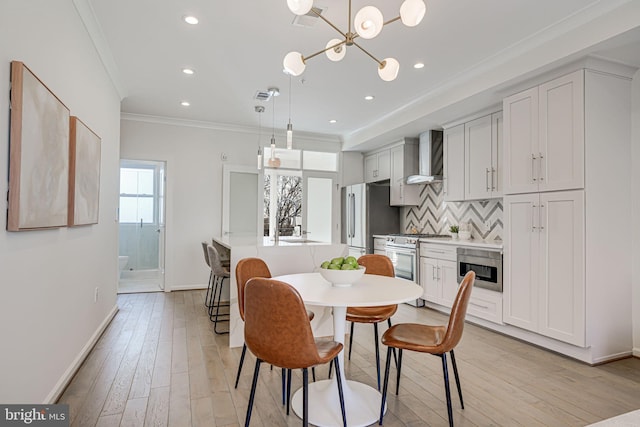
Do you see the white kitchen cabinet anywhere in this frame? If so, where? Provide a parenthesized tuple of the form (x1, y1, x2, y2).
(503, 190, 585, 346)
(464, 112, 502, 200)
(390, 141, 420, 206)
(364, 149, 390, 183)
(503, 70, 584, 194)
(443, 124, 465, 202)
(419, 244, 458, 307)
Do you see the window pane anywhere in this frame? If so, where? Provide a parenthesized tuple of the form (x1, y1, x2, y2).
(137, 170, 154, 195)
(138, 197, 154, 223)
(119, 197, 138, 222)
(120, 169, 139, 194)
(264, 147, 301, 169)
(303, 151, 338, 171)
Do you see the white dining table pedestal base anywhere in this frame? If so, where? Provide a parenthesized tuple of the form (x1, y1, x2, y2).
(291, 378, 385, 427)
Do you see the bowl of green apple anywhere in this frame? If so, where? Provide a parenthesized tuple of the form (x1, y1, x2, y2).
(318, 256, 366, 287)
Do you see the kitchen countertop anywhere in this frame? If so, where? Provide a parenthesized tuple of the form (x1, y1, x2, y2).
(212, 235, 331, 249)
(419, 237, 503, 250)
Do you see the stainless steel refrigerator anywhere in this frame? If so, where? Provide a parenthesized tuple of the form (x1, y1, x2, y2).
(341, 182, 401, 257)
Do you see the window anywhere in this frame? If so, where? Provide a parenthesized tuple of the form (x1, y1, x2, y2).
(263, 170, 302, 236)
(119, 167, 157, 223)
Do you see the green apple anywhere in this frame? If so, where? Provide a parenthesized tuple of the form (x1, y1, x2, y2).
(331, 257, 345, 266)
(341, 263, 355, 270)
(320, 261, 330, 269)
(345, 256, 358, 267)
(328, 263, 341, 270)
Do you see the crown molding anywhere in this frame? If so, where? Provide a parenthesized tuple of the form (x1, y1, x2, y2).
(72, 0, 127, 100)
(121, 112, 342, 143)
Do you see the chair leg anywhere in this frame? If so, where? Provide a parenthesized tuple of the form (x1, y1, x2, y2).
(379, 346, 393, 425)
(333, 357, 347, 427)
(395, 349, 403, 395)
(204, 271, 213, 308)
(234, 344, 247, 388)
(245, 359, 262, 427)
(374, 322, 381, 391)
(328, 359, 333, 378)
(302, 368, 309, 427)
(312, 367, 316, 382)
(348, 321, 355, 360)
(388, 319, 398, 367)
(213, 277, 230, 335)
(450, 349, 464, 409)
(441, 353, 454, 427)
(286, 368, 292, 415)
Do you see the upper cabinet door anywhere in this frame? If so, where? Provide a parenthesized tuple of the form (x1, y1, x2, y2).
(464, 114, 493, 200)
(443, 124, 465, 202)
(538, 70, 584, 192)
(364, 154, 378, 183)
(491, 111, 503, 197)
(377, 150, 391, 181)
(503, 87, 539, 195)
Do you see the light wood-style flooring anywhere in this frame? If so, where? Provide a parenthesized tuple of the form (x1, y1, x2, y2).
(58, 290, 640, 426)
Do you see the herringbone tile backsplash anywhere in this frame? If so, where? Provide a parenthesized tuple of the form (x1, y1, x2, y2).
(403, 183, 503, 242)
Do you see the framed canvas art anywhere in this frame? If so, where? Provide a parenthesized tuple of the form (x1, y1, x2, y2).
(68, 116, 101, 226)
(7, 61, 70, 231)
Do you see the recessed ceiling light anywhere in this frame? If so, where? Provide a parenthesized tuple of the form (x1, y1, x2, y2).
(329, 119, 337, 124)
(364, 95, 374, 101)
(182, 68, 195, 75)
(414, 62, 425, 69)
(181, 101, 190, 107)
(183, 15, 199, 25)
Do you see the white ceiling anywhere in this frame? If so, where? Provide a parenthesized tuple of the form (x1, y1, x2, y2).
(84, 0, 640, 151)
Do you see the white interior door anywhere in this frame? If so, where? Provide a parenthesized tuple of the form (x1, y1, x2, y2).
(222, 165, 262, 237)
(302, 172, 336, 243)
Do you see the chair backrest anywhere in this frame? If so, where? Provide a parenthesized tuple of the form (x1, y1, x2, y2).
(244, 277, 322, 369)
(201, 242, 211, 268)
(357, 254, 395, 277)
(235, 258, 272, 321)
(441, 271, 475, 352)
(207, 244, 228, 276)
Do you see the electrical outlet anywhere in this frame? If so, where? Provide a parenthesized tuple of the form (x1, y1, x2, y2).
(484, 220, 492, 231)
(94, 287, 99, 303)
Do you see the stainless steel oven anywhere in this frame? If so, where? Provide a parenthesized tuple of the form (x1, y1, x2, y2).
(456, 247, 502, 292)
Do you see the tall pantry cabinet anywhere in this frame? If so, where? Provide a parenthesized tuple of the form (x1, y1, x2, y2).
(502, 65, 634, 363)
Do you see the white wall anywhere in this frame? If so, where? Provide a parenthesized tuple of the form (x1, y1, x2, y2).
(120, 118, 341, 291)
(0, 1, 121, 402)
(632, 69, 640, 356)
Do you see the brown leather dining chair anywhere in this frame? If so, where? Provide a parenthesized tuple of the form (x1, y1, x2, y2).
(345, 254, 398, 390)
(243, 277, 347, 427)
(378, 271, 476, 427)
(234, 258, 315, 409)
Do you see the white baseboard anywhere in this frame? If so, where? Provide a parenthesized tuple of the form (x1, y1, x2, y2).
(633, 347, 640, 358)
(45, 304, 119, 403)
(170, 283, 208, 292)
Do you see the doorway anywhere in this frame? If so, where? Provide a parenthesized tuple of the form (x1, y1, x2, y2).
(118, 159, 166, 293)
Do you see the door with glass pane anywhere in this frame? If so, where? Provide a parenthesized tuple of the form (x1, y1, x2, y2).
(222, 165, 262, 237)
(118, 160, 165, 290)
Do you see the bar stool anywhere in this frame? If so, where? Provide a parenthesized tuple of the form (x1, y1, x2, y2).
(207, 244, 230, 334)
(201, 242, 213, 309)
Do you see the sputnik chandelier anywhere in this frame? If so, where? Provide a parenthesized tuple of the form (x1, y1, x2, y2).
(283, 0, 427, 82)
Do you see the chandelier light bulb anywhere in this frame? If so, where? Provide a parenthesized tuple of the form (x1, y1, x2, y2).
(257, 149, 263, 170)
(325, 39, 346, 62)
(283, 51, 306, 76)
(354, 6, 384, 39)
(378, 58, 400, 81)
(287, 0, 313, 15)
(400, 0, 426, 27)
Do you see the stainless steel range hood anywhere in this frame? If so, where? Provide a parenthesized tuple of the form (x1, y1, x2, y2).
(406, 130, 443, 184)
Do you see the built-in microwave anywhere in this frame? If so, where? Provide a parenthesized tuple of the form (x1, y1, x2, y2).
(456, 247, 502, 292)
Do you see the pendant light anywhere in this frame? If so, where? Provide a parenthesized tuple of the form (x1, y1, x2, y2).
(267, 87, 281, 168)
(255, 105, 264, 170)
(286, 74, 293, 150)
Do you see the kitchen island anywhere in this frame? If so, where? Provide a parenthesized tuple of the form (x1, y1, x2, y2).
(212, 235, 347, 347)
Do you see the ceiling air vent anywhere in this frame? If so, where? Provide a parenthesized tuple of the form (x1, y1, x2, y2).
(292, 6, 326, 27)
(254, 90, 272, 102)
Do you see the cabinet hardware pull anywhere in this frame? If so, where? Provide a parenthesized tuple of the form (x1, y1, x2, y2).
(532, 204, 537, 231)
(539, 204, 545, 231)
(532, 154, 537, 182)
(486, 168, 490, 191)
(469, 302, 490, 310)
(436, 266, 440, 281)
(538, 153, 544, 181)
(432, 266, 436, 281)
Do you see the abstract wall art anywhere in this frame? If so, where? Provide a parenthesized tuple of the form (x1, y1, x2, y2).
(68, 116, 101, 226)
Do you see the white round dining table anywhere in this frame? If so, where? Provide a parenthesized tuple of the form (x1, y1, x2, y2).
(272, 272, 423, 427)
